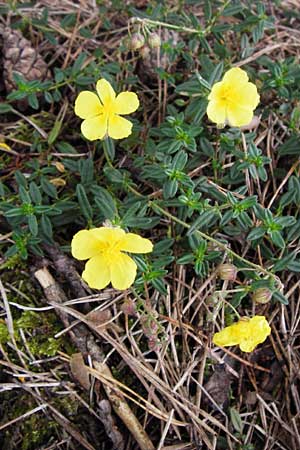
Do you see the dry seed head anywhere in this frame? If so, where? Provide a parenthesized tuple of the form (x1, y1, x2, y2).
(129, 32, 145, 50)
(252, 288, 272, 304)
(148, 32, 161, 48)
(217, 263, 238, 281)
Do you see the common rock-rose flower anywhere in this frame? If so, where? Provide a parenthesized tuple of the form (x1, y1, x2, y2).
(207, 67, 260, 128)
(71, 227, 152, 290)
(74, 79, 139, 141)
(213, 315, 271, 353)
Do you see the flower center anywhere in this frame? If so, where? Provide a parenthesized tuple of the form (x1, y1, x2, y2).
(219, 85, 232, 102)
(103, 99, 116, 116)
(101, 240, 122, 261)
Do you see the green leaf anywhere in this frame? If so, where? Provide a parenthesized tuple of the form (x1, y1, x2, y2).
(15, 171, 28, 188)
(104, 167, 125, 184)
(0, 103, 13, 113)
(4, 207, 24, 218)
(79, 158, 94, 186)
(76, 184, 93, 221)
(163, 179, 178, 199)
(223, 4, 244, 16)
(103, 138, 115, 162)
(287, 219, 300, 242)
(19, 186, 31, 204)
(208, 62, 224, 85)
(124, 216, 160, 229)
(229, 407, 243, 434)
(177, 254, 194, 264)
(247, 227, 265, 241)
(28, 93, 39, 110)
(171, 150, 187, 170)
(93, 186, 117, 220)
(41, 214, 53, 239)
(28, 214, 38, 236)
(72, 52, 87, 74)
(199, 137, 214, 157)
(273, 251, 296, 272)
(44, 91, 53, 104)
(269, 230, 285, 248)
(272, 290, 288, 305)
(41, 177, 57, 199)
(195, 71, 211, 90)
(151, 277, 167, 295)
(278, 135, 300, 156)
(48, 120, 62, 145)
(231, 290, 248, 308)
(29, 182, 42, 205)
(287, 260, 300, 272)
(56, 141, 77, 154)
(275, 216, 296, 228)
(188, 210, 219, 234)
(220, 210, 233, 226)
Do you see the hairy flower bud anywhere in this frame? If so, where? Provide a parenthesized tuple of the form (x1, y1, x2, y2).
(252, 288, 272, 304)
(217, 263, 238, 281)
(148, 32, 161, 48)
(129, 33, 145, 50)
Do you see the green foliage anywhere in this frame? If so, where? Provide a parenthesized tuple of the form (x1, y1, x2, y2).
(1, 1, 300, 449)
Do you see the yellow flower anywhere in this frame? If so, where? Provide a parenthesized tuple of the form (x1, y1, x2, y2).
(213, 315, 271, 352)
(71, 227, 153, 290)
(74, 79, 139, 141)
(207, 67, 260, 128)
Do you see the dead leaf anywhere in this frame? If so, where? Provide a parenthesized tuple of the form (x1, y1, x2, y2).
(87, 309, 122, 333)
(86, 309, 112, 330)
(70, 352, 90, 390)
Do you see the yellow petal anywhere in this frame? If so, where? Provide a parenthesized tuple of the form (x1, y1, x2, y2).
(119, 233, 153, 253)
(81, 115, 107, 141)
(213, 322, 245, 347)
(243, 315, 271, 351)
(249, 315, 271, 332)
(96, 79, 116, 105)
(114, 92, 139, 115)
(239, 338, 258, 353)
(91, 227, 126, 245)
(107, 114, 133, 139)
(110, 253, 137, 290)
(82, 254, 111, 289)
(207, 100, 226, 126)
(207, 81, 224, 102)
(227, 104, 253, 127)
(223, 67, 249, 85)
(235, 82, 260, 109)
(75, 91, 102, 119)
(213, 316, 271, 353)
(71, 230, 104, 260)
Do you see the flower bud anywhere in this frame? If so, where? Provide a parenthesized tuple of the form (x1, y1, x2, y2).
(252, 288, 272, 304)
(217, 263, 238, 281)
(148, 32, 161, 48)
(139, 45, 151, 59)
(129, 33, 145, 50)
